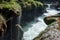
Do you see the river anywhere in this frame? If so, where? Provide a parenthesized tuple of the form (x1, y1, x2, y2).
(23, 4, 60, 40)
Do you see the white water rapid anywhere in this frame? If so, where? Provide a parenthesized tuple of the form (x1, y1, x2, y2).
(23, 4, 60, 40)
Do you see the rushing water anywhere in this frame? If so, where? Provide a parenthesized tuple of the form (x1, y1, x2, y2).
(23, 4, 60, 40)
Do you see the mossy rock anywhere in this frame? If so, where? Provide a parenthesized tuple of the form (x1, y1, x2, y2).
(44, 17, 56, 25)
(0, 0, 21, 15)
(0, 0, 43, 16)
(20, 0, 43, 8)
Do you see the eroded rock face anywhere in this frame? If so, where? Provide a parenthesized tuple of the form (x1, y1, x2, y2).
(33, 22, 60, 40)
(0, 0, 23, 40)
(1, 16, 23, 40)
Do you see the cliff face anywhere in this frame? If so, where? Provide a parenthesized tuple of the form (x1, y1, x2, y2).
(18, 0, 44, 26)
(33, 22, 60, 40)
(0, 0, 23, 40)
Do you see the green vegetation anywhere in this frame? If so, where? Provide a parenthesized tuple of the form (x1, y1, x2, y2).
(20, 0, 43, 8)
(0, 2, 21, 11)
(0, 0, 43, 15)
(0, 0, 43, 26)
(0, 14, 6, 25)
(0, 0, 21, 15)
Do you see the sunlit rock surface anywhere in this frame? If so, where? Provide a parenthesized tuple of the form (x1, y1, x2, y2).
(33, 22, 60, 40)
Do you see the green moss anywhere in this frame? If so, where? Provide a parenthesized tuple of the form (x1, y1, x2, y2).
(0, 0, 21, 15)
(0, 0, 43, 15)
(20, 0, 43, 8)
(10, 0, 17, 2)
(0, 2, 21, 10)
(0, 14, 7, 27)
(0, 0, 16, 2)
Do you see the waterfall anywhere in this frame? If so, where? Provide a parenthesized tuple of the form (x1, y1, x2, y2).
(46, 4, 51, 9)
(44, 4, 60, 16)
(23, 4, 60, 40)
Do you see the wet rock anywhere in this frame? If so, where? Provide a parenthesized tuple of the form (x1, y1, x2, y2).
(33, 22, 60, 40)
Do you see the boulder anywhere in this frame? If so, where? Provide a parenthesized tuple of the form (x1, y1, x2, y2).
(33, 22, 60, 40)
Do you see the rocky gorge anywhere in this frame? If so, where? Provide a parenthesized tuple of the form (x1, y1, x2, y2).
(33, 21, 60, 40)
